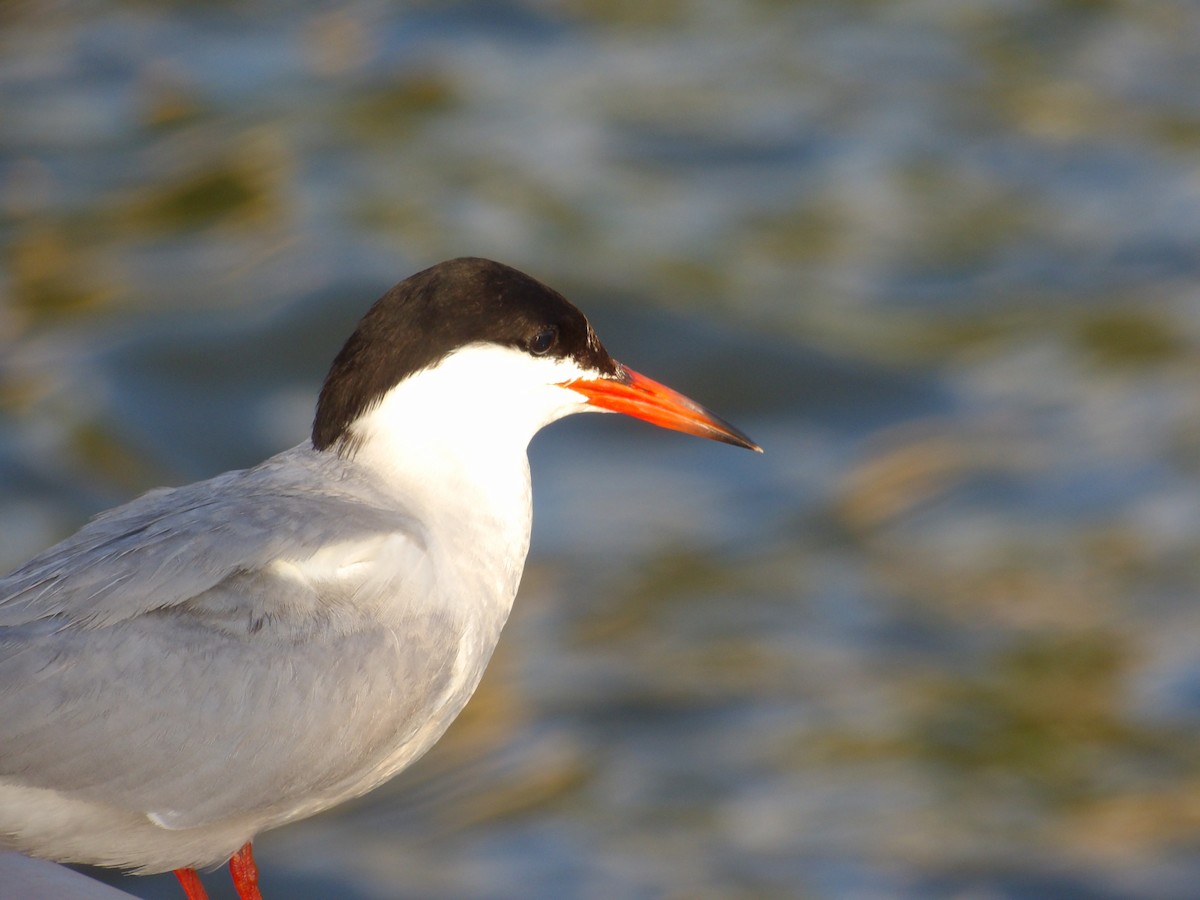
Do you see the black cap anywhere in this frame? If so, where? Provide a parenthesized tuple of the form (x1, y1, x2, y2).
(312, 258, 618, 452)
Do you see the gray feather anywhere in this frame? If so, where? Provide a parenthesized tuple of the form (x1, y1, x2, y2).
(0, 445, 475, 832)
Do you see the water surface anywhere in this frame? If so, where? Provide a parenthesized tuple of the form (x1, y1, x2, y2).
(3, 2, 1200, 898)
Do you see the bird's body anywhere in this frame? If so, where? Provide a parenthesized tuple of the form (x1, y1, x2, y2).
(0, 442, 520, 873)
(0, 258, 758, 897)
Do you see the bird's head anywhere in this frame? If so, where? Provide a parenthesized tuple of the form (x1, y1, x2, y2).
(312, 258, 761, 459)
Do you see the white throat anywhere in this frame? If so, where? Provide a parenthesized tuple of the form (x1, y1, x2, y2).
(338, 343, 596, 522)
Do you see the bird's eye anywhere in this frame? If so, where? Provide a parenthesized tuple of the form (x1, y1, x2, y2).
(529, 327, 558, 356)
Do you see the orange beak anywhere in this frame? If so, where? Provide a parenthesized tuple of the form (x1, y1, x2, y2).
(565, 364, 762, 452)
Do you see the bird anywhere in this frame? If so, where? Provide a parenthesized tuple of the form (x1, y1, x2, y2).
(0, 257, 760, 899)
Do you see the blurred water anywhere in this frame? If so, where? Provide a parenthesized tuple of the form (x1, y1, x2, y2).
(3, 2, 1200, 898)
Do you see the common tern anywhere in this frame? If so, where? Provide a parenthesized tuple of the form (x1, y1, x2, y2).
(0, 258, 760, 899)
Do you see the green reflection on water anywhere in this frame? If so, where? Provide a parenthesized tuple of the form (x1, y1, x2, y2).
(1075, 310, 1185, 368)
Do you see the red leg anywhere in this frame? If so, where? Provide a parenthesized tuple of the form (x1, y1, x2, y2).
(229, 841, 264, 900)
(173, 868, 209, 900)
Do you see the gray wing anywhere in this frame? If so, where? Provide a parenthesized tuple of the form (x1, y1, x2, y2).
(0, 448, 461, 830)
(0, 449, 411, 629)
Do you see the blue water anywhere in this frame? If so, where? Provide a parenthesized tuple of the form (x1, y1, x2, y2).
(3, 2, 1200, 898)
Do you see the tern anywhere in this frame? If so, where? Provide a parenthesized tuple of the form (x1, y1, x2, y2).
(0, 258, 759, 899)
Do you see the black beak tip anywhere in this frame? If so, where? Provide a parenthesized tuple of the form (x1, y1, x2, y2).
(723, 430, 763, 453)
(707, 416, 762, 453)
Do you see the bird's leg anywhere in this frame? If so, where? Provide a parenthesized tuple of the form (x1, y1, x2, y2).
(229, 841, 264, 900)
(173, 867, 209, 900)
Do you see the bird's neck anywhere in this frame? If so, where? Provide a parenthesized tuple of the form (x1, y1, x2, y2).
(317, 410, 534, 663)
(348, 402, 533, 522)
(336, 388, 538, 600)
(330, 347, 583, 540)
